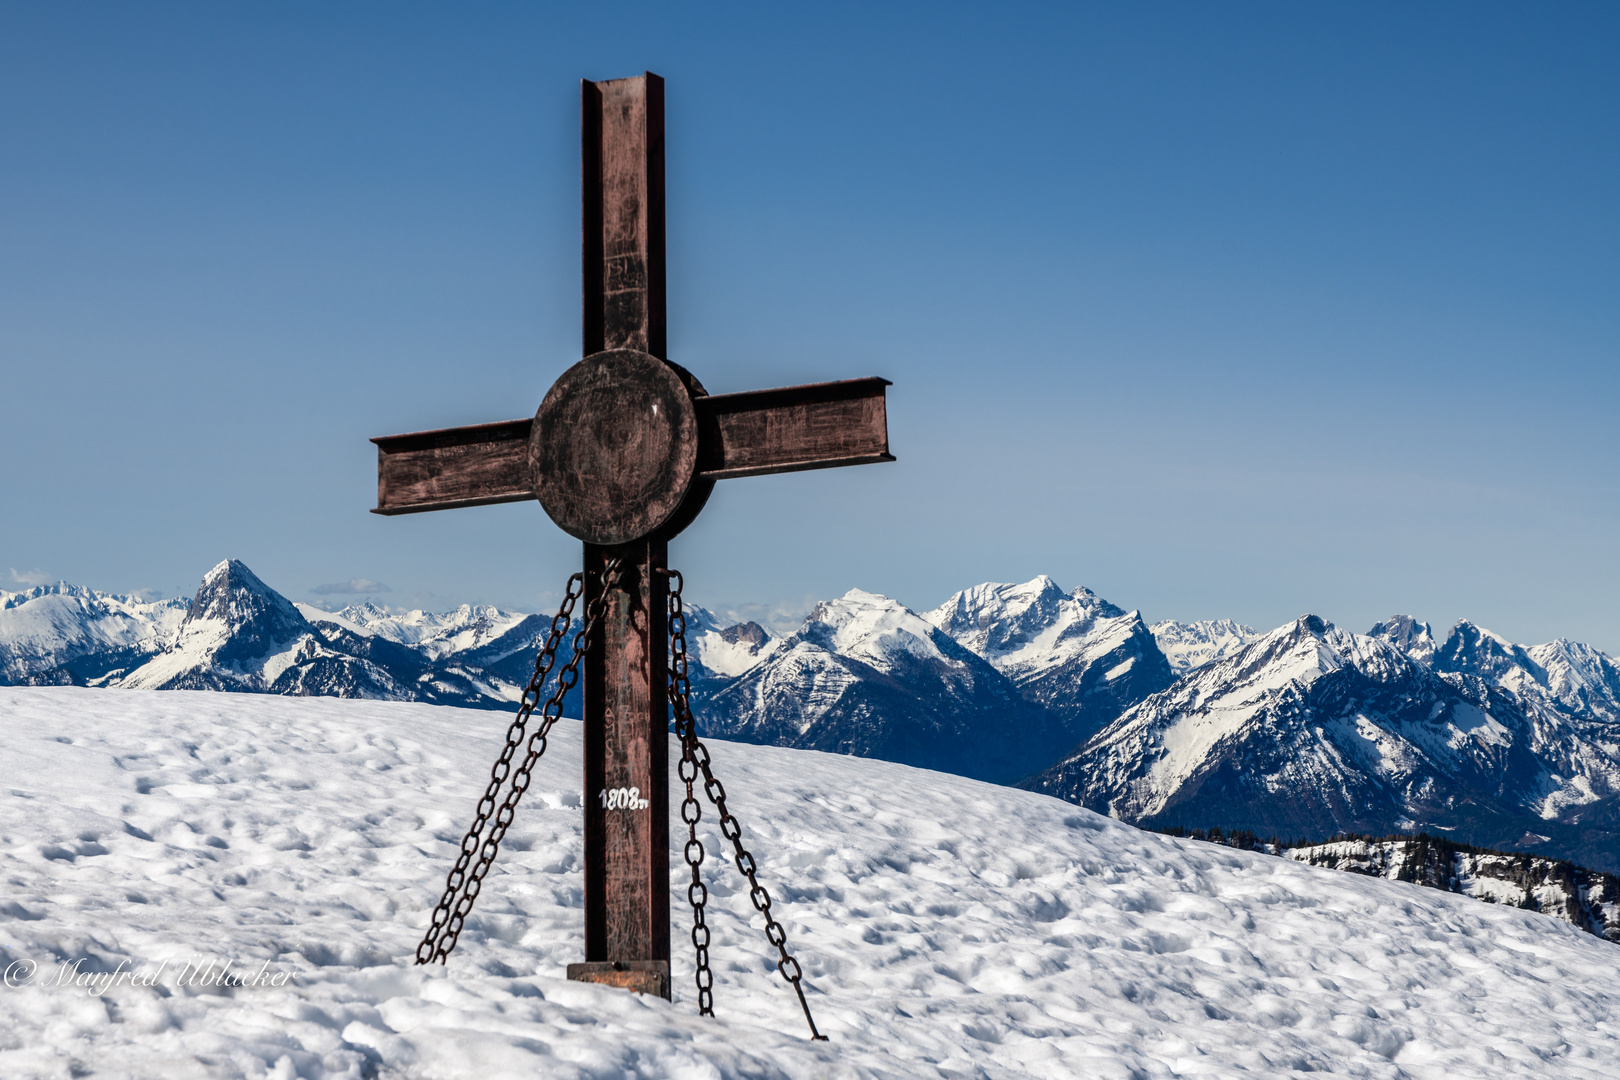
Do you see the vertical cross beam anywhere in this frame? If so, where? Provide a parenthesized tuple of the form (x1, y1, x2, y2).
(570, 73, 672, 998)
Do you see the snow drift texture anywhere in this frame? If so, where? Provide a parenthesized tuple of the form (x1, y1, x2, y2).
(2, 687, 1618, 1078)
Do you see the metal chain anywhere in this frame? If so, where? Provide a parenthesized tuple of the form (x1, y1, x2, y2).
(667, 580, 713, 1015)
(665, 568, 828, 1041)
(416, 558, 624, 964)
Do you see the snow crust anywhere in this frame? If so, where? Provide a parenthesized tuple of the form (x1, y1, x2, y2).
(3, 687, 1619, 1078)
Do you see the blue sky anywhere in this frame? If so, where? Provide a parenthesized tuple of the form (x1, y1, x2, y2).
(2, 2, 1617, 648)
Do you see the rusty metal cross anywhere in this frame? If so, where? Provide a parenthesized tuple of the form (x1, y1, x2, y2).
(368, 73, 893, 997)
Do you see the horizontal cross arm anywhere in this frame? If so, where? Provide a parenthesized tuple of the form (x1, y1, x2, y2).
(371, 418, 534, 516)
(369, 375, 893, 516)
(694, 376, 894, 481)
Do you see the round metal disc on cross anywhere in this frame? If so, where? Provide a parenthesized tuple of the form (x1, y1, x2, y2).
(529, 349, 699, 546)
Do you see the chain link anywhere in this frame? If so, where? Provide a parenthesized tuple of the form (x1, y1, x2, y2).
(667, 580, 714, 1015)
(666, 569, 828, 1041)
(416, 558, 624, 965)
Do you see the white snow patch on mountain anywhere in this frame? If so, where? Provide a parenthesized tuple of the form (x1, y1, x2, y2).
(297, 600, 528, 660)
(924, 576, 1145, 683)
(814, 588, 951, 666)
(0, 583, 187, 681)
(682, 606, 779, 678)
(3, 686, 1618, 1078)
(1149, 618, 1260, 675)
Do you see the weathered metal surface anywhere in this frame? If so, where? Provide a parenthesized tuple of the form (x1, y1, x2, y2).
(582, 542, 670, 968)
(370, 419, 533, 515)
(372, 71, 894, 1015)
(565, 960, 671, 999)
(577, 73, 673, 979)
(582, 74, 665, 359)
(695, 376, 894, 480)
(529, 349, 698, 546)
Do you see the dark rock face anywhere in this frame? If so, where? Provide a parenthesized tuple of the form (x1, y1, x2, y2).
(719, 622, 769, 649)
(1283, 834, 1620, 943)
(180, 560, 311, 668)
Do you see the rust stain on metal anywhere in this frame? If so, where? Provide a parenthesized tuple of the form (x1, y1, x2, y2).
(529, 349, 698, 545)
(583, 543, 670, 967)
(566, 960, 671, 999)
(696, 376, 894, 480)
(370, 71, 895, 1015)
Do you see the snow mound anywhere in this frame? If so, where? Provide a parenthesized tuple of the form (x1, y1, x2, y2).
(1, 687, 1617, 1078)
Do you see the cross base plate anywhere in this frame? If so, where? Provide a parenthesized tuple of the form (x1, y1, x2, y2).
(566, 960, 671, 999)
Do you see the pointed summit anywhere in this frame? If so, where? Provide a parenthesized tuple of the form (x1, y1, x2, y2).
(701, 588, 1049, 783)
(1367, 614, 1437, 665)
(180, 560, 310, 665)
(924, 577, 1174, 750)
(122, 560, 402, 697)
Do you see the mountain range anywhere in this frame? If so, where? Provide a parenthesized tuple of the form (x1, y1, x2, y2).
(7, 559, 1620, 870)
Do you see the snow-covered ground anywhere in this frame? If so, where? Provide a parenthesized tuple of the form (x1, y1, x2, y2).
(2, 687, 1618, 1079)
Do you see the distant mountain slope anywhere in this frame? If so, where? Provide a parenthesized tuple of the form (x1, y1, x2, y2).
(1284, 833, 1620, 942)
(297, 600, 530, 660)
(701, 589, 1050, 783)
(0, 561, 782, 717)
(1161, 825, 1620, 944)
(1, 583, 187, 684)
(1028, 615, 1620, 872)
(15, 562, 1620, 877)
(1149, 618, 1260, 674)
(120, 560, 407, 698)
(925, 576, 1175, 750)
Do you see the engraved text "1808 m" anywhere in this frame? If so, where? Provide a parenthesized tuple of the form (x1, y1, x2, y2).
(599, 787, 651, 810)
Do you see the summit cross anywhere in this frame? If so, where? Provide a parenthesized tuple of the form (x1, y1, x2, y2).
(368, 73, 893, 999)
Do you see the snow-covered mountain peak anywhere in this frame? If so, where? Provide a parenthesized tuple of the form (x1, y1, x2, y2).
(1367, 614, 1437, 665)
(1524, 638, 1620, 718)
(1440, 619, 1520, 665)
(684, 605, 778, 678)
(1149, 617, 1260, 674)
(798, 588, 949, 665)
(1185, 614, 1356, 699)
(182, 559, 306, 635)
(0, 583, 188, 683)
(120, 560, 316, 688)
(923, 576, 1143, 681)
(301, 599, 528, 660)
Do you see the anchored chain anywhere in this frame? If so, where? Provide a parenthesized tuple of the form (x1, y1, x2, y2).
(668, 580, 714, 1016)
(666, 569, 828, 1041)
(416, 558, 624, 965)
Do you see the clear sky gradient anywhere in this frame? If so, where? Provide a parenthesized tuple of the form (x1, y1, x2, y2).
(3, 3, 1617, 648)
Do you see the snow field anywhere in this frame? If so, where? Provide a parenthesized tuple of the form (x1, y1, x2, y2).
(1, 686, 1618, 1078)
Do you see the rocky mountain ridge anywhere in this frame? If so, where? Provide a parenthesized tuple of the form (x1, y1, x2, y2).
(1030, 613, 1620, 872)
(1287, 833, 1620, 942)
(10, 562, 1620, 869)
(1161, 826, 1620, 944)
